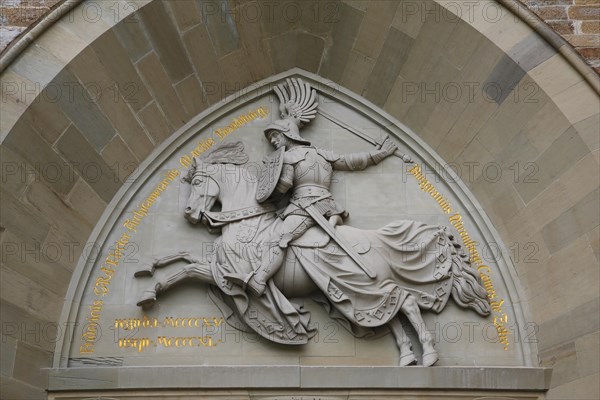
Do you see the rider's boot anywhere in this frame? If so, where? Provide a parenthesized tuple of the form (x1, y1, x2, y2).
(224, 240, 288, 297)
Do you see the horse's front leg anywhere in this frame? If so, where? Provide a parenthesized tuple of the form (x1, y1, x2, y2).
(388, 317, 417, 366)
(137, 263, 214, 307)
(400, 295, 439, 367)
(134, 251, 200, 277)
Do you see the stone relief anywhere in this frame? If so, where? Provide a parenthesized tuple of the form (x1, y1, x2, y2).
(134, 78, 491, 367)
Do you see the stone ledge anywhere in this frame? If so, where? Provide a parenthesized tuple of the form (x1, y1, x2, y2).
(48, 366, 552, 392)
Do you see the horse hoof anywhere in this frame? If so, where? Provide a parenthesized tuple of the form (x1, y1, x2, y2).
(136, 291, 156, 307)
(422, 351, 439, 367)
(134, 267, 154, 278)
(399, 352, 417, 366)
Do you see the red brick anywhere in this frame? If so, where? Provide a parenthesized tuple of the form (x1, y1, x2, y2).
(17, 0, 54, 7)
(581, 20, 600, 32)
(564, 33, 600, 46)
(569, 5, 600, 19)
(548, 20, 576, 33)
(577, 47, 600, 58)
(0, 6, 48, 27)
(533, 5, 569, 19)
(525, 0, 574, 5)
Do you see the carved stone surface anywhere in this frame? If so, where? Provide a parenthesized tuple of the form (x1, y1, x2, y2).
(51, 71, 540, 394)
(47, 365, 551, 392)
(134, 78, 491, 368)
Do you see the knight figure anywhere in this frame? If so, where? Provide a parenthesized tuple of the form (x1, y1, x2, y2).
(225, 78, 399, 296)
(135, 77, 492, 366)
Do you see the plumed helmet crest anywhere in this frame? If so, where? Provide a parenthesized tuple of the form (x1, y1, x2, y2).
(265, 78, 318, 145)
(273, 78, 318, 128)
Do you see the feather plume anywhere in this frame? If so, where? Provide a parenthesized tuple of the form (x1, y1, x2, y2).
(273, 78, 319, 127)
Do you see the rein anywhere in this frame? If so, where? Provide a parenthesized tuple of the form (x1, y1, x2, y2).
(203, 204, 277, 227)
(194, 172, 276, 228)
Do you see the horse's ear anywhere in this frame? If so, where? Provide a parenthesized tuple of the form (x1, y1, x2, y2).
(183, 167, 193, 183)
(182, 157, 200, 183)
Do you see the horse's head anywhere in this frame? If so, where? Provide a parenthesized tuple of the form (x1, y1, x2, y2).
(183, 141, 249, 226)
(184, 159, 220, 225)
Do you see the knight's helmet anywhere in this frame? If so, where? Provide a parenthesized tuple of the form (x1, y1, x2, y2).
(264, 119, 310, 145)
(264, 78, 319, 146)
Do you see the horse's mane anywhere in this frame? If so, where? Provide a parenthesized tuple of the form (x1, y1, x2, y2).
(184, 141, 249, 182)
(201, 141, 249, 165)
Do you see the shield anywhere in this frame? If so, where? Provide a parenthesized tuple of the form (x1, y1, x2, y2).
(256, 147, 285, 202)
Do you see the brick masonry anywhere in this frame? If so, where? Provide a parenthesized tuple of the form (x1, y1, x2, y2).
(0, 0, 61, 50)
(523, 0, 600, 73)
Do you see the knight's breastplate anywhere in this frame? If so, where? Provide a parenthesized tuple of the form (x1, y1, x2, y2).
(292, 149, 333, 188)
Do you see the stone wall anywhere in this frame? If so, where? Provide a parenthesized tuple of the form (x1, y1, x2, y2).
(1, 0, 599, 399)
(2, 0, 598, 74)
(523, 0, 600, 73)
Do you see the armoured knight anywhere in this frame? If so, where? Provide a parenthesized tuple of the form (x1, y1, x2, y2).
(224, 78, 398, 296)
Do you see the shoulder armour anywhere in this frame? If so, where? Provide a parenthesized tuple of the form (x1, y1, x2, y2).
(284, 146, 312, 164)
(316, 148, 341, 162)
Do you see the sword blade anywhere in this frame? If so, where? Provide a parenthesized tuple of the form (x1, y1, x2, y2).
(318, 109, 412, 163)
(303, 204, 376, 279)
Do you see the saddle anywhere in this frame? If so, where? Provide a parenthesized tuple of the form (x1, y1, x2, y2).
(290, 225, 371, 254)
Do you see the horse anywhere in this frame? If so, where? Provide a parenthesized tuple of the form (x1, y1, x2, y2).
(134, 142, 491, 367)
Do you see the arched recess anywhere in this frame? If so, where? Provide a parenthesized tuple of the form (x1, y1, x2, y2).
(0, 1, 598, 399)
(49, 67, 537, 380)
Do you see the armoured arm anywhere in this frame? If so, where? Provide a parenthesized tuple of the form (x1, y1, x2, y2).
(275, 164, 294, 194)
(322, 137, 398, 171)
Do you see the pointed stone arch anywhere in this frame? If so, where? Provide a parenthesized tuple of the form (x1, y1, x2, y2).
(1, 1, 598, 398)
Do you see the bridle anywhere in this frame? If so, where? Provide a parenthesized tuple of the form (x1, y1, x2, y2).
(188, 170, 276, 230)
(189, 170, 223, 229)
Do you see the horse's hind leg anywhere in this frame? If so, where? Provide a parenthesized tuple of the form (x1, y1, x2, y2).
(137, 263, 214, 307)
(134, 252, 200, 277)
(388, 317, 417, 366)
(400, 295, 439, 367)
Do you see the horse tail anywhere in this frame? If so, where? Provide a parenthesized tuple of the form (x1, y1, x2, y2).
(450, 253, 491, 317)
